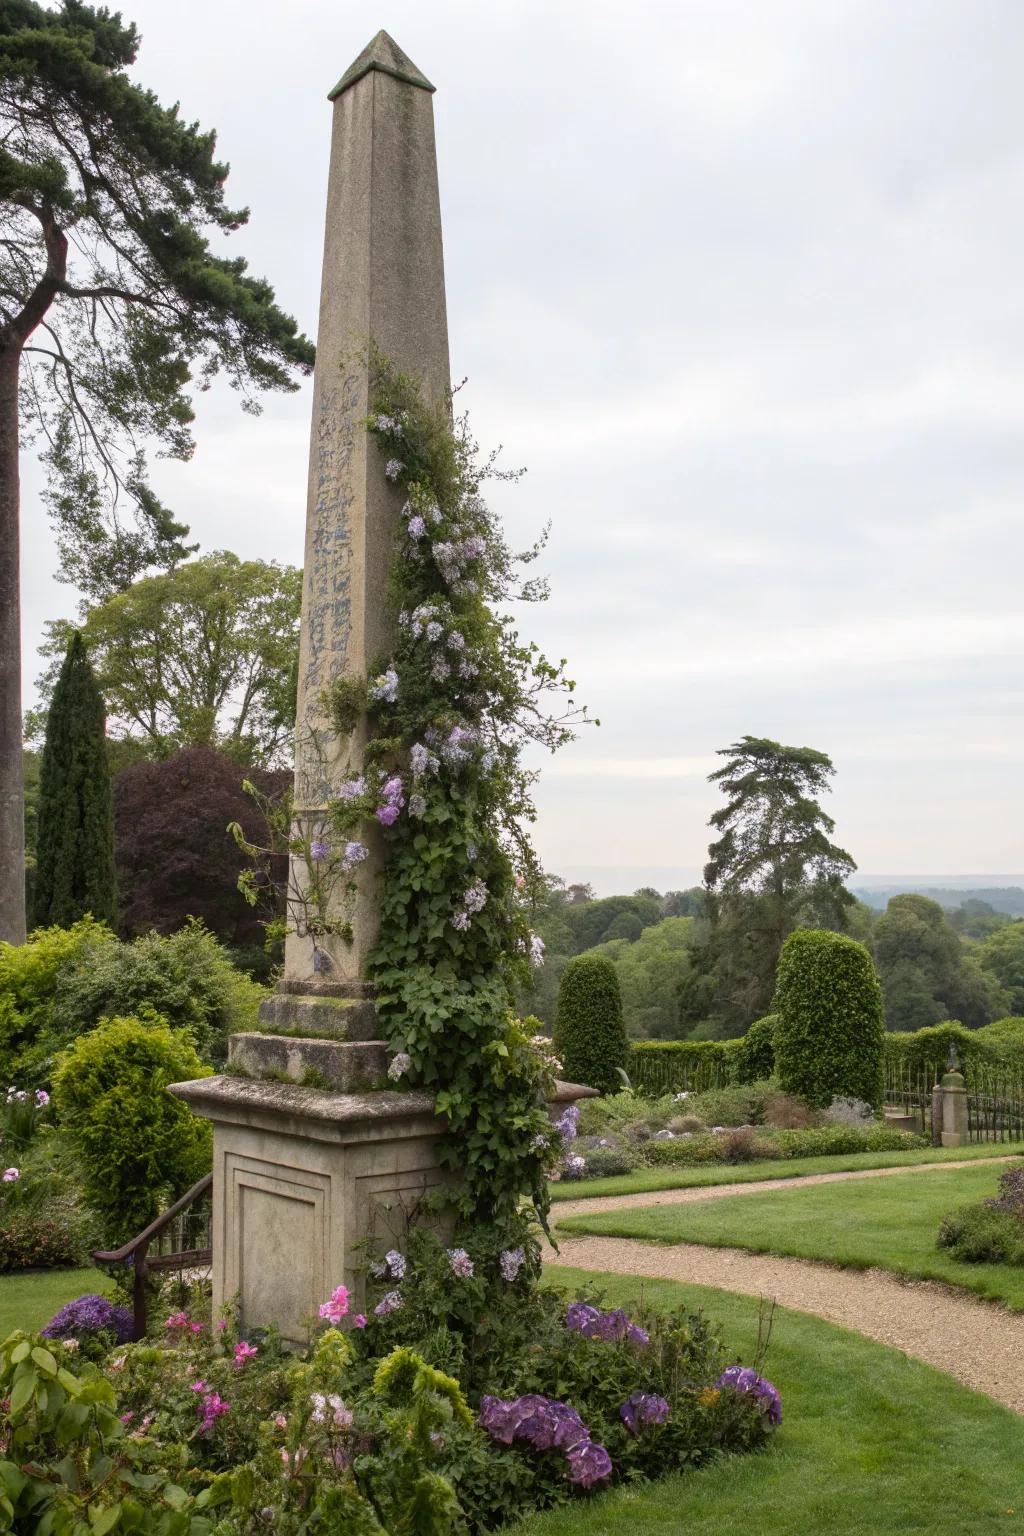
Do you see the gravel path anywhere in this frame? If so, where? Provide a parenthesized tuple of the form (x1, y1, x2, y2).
(552, 1155, 1016, 1222)
(546, 1157, 1024, 1413)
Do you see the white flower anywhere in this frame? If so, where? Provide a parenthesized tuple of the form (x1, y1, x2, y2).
(384, 458, 404, 481)
(370, 668, 399, 704)
(387, 1052, 412, 1082)
(529, 934, 546, 968)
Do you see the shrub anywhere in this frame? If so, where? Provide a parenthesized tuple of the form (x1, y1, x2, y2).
(669, 1113, 708, 1134)
(577, 1142, 641, 1178)
(53, 1015, 213, 1244)
(937, 1204, 1024, 1265)
(734, 1014, 777, 1083)
(0, 1204, 93, 1272)
(762, 1091, 814, 1130)
(774, 930, 885, 1109)
(48, 918, 263, 1066)
(720, 1127, 782, 1164)
(686, 1080, 776, 1128)
(825, 1095, 876, 1128)
(640, 1123, 926, 1167)
(0, 917, 114, 1085)
(554, 954, 629, 1094)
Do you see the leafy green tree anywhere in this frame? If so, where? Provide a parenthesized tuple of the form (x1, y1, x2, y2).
(592, 915, 696, 1038)
(553, 953, 628, 1092)
(563, 892, 662, 953)
(873, 894, 1006, 1030)
(701, 736, 856, 1034)
(33, 632, 116, 929)
(976, 923, 1024, 1017)
(0, 0, 313, 943)
(41, 553, 301, 765)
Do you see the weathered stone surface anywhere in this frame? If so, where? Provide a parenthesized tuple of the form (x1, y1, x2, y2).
(228, 1031, 387, 1091)
(170, 1074, 447, 1345)
(256, 992, 380, 1041)
(285, 30, 450, 989)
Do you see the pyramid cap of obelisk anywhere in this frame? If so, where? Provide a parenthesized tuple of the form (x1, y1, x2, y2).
(328, 29, 435, 99)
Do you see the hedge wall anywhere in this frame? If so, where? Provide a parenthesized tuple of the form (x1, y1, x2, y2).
(629, 1039, 741, 1095)
(884, 1017, 1024, 1076)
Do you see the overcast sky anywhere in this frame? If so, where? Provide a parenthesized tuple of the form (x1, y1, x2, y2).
(20, 0, 1024, 893)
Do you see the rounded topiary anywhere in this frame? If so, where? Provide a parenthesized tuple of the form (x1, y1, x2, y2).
(773, 930, 884, 1110)
(53, 1014, 213, 1244)
(734, 1014, 777, 1084)
(554, 953, 628, 1093)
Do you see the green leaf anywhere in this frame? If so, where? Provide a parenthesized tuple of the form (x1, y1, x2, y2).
(9, 1341, 30, 1366)
(31, 1346, 58, 1376)
(89, 1505, 122, 1534)
(9, 1372, 35, 1416)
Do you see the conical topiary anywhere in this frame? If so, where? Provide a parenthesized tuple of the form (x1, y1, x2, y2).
(33, 633, 117, 929)
(554, 952, 628, 1093)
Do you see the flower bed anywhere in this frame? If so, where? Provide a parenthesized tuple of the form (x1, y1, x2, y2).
(0, 1225, 780, 1533)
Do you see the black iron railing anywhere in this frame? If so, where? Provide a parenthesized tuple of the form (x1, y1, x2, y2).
(93, 1172, 213, 1340)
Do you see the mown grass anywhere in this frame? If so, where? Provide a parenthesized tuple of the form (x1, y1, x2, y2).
(556, 1163, 1024, 1308)
(514, 1267, 1024, 1536)
(0, 1267, 108, 1338)
(549, 1141, 1024, 1201)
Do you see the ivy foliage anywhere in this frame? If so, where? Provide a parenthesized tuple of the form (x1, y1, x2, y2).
(553, 954, 629, 1094)
(773, 929, 885, 1110)
(323, 358, 592, 1229)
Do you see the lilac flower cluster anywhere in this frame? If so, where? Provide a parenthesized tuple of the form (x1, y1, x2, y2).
(619, 1391, 670, 1435)
(196, 1386, 231, 1434)
(376, 775, 406, 827)
(434, 534, 486, 587)
(529, 934, 546, 968)
(370, 667, 399, 704)
(387, 1051, 411, 1082)
(374, 413, 404, 436)
(337, 776, 367, 800)
(499, 1246, 526, 1282)
(42, 1294, 133, 1344)
(716, 1366, 782, 1425)
(343, 841, 369, 871)
(384, 459, 404, 481)
(310, 837, 331, 862)
(565, 1303, 649, 1348)
(374, 1290, 404, 1318)
(557, 1104, 580, 1148)
(478, 1394, 612, 1489)
(447, 1247, 474, 1278)
(409, 742, 437, 778)
(452, 877, 488, 933)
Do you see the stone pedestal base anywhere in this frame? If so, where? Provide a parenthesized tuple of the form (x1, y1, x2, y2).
(168, 1075, 447, 1345)
(939, 1073, 967, 1148)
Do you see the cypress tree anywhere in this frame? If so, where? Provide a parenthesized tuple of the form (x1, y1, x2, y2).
(34, 634, 117, 929)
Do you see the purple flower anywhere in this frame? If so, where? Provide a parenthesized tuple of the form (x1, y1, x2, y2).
(426, 620, 444, 642)
(384, 1249, 407, 1280)
(451, 911, 470, 931)
(565, 1302, 602, 1335)
(43, 1294, 133, 1344)
(374, 1290, 404, 1318)
(409, 793, 426, 818)
(310, 837, 330, 862)
(2, 1168, 19, 1182)
(408, 515, 427, 539)
(566, 1439, 612, 1488)
(35, 1089, 49, 1107)
(440, 724, 476, 765)
(565, 1303, 648, 1347)
(343, 841, 369, 870)
(499, 1246, 525, 1283)
(447, 630, 465, 651)
(376, 804, 401, 826)
(375, 413, 402, 435)
(563, 1154, 586, 1179)
(381, 776, 405, 805)
(716, 1366, 782, 1425)
(557, 1104, 580, 1147)
(384, 458, 404, 481)
(409, 743, 433, 778)
(431, 657, 451, 682)
(447, 1247, 474, 1278)
(337, 776, 367, 800)
(370, 667, 399, 704)
(463, 879, 488, 914)
(462, 534, 486, 560)
(619, 1392, 670, 1435)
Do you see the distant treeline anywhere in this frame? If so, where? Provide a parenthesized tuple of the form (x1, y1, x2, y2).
(855, 887, 1024, 916)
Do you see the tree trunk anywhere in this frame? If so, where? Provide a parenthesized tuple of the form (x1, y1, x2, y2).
(0, 343, 26, 944)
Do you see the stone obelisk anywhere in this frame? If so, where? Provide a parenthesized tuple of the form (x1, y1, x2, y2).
(169, 33, 453, 1343)
(288, 30, 451, 991)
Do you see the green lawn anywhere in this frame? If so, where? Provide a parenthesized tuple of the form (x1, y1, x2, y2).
(0, 1267, 108, 1338)
(515, 1268, 1024, 1536)
(550, 1141, 1024, 1201)
(556, 1163, 1024, 1308)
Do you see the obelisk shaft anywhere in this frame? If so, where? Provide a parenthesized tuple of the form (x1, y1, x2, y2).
(286, 35, 451, 989)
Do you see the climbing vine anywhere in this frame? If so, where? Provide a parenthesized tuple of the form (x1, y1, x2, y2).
(322, 356, 593, 1229)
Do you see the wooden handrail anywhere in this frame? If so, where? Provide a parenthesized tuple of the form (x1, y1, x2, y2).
(92, 1172, 213, 1340)
(93, 1172, 212, 1264)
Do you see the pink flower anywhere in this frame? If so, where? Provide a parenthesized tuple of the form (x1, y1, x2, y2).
(354, 1314, 367, 1329)
(190, 1380, 209, 1394)
(2, 1169, 19, 1182)
(234, 1340, 258, 1368)
(190, 1322, 203, 1334)
(216, 1319, 228, 1333)
(318, 1284, 350, 1325)
(119, 1411, 134, 1424)
(273, 1414, 288, 1431)
(164, 1311, 189, 1330)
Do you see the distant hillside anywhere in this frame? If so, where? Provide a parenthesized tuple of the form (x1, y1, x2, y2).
(854, 885, 1024, 916)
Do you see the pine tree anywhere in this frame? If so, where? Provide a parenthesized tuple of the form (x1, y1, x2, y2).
(34, 634, 117, 929)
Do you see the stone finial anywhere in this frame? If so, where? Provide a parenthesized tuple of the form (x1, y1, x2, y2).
(329, 30, 435, 99)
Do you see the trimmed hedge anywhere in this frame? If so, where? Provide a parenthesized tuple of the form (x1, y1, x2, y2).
(882, 1018, 1024, 1078)
(553, 953, 629, 1094)
(641, 1124, 926, 1168)
(629, 1039, 740, 1095)
(733, 1014, 777, 1084)
(774, 930, 885, 1110)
